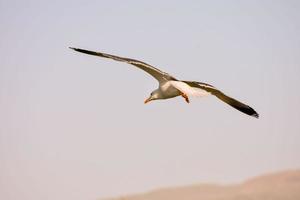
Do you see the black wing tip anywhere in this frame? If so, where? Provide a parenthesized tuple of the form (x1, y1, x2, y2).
(230, 103, 259, 119)
(252, 112, 259, 119)
(68, 47, 98, 56)
(69, 47, 79, 51)
(242, 106, 259, 119)
(244, 107, 259, 118)
(246, 106, 259, 118)
(69, 47, 86, 52)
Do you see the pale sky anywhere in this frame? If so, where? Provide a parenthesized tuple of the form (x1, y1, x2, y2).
(1, 1, 300, 200)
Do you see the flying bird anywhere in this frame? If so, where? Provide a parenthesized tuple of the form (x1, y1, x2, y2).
(70, 47, 259, 118)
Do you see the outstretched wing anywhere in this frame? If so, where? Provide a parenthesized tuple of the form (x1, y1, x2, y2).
(183, 81, 259, 118)
(70, 47, 177, 83)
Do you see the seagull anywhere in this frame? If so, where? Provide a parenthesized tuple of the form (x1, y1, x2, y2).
(70, 47, 259, 118)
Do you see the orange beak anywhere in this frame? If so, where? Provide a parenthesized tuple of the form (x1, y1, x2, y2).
(144, 96, 152, 104)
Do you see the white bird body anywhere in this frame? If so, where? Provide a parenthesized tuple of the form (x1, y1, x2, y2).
(159, 81, 181, 98)
(169, 81, 210, 97)
(155, 81, 209, 100)
(70, 47, 259, 118)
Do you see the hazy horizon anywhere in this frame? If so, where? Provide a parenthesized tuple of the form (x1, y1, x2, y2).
(103, 169, 300, 200)
(1, 1, 300, 200)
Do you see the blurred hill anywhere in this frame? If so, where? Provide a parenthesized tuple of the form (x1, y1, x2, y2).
(103, 169, 300, 200)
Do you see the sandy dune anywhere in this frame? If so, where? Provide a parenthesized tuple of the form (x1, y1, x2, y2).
(104, 169, 300, 200)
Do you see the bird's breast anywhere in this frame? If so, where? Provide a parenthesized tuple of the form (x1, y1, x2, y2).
(159, 81, 181, 98)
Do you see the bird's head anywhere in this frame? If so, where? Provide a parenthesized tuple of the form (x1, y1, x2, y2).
(144, 90, 161, 104)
